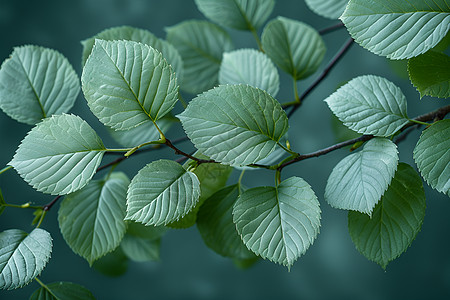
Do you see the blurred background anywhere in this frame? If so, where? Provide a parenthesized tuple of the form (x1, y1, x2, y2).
(0, 0, 449, 299)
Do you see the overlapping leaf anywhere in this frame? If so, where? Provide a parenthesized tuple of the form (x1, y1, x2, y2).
(178, 84, 289, 166)
(92, 248, 128, 277)
(29, 282, 96, 300)
(0, 46, 79, 125)
(341, 0, 450, 59)
(305, 0, 348, 19)
(9, 114, 106, 195)
(121, 235, 161, 262)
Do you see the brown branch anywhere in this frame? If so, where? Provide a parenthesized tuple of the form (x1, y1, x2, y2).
(164, 139, 215, 165)
(319, 22, 345, 35)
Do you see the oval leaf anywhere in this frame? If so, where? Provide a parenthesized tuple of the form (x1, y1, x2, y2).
(325, 138, 399, 215)
(219, 49, 280, 96)
(233, 177, 321, 268)
(262, 17, 326, 80)
(82, 39, 179, 130)
(305, 0, 348, 19)
(9, 114, 106, 195)
(0, 46, 80, 125)
(121, 235, 161, 262)
(348, 163, 426, 269)
(178, 85, 289, 166)
(413, 119, 450, 194)
(92, 247, 128, 277)
(341, 0, 450, 59)
(325, 75, 410, 137)
(29, 282, 96, 300)
(0, 228, 52, 290)
(125, 160, 201, 226)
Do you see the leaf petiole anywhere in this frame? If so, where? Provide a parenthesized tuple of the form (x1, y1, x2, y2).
(0, 165, 13, 175)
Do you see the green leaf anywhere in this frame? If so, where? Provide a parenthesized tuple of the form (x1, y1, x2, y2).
(166, 20, 233, 94)
(348, 163, 426, 269)
(126, 221, 168, 240)
(81, 25, 183, 83)
(197, 185, 255, 259)
(330, 113, 360, 143)
(408, 51, 450, 99)
(261, 17, 326, 80)
(29, 282, 96, 300)
(9, 114, 106, 195)
(305, 0, 348, 19)
(58, 172, 129, 265)
(125, 160, 201, 226)
(0, 46, 80, 125)
(121, 235, 161, 262)
(195, 0, 275, 30)
(233, 177, 321, 268)
(325, 75, 410, 137)
(178, 84, 289, 166)
(0, 189, 5, 216)
(82, 39, 179, 130)
(219, 49, 280, 96)
(92, 247, 128, 277)
(0, 228, 52, 290)
(413, 120, 450, 195)
(325, 138, 398, 215)
(341, 0, 450, 60)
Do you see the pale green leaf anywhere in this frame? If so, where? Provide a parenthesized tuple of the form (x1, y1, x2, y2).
(348, 163, 426, 269)
(413, 120, 450, 194)
(305, 0, 348, 19)
(195, 0, 275, 30)
(408, 51, 450, 98)
(233, 177, 321, 268)
(341, 0, 450, 60)
(82, 39, 179, 130)
(121, 235, 161, 262)
(125, 160, 201, 226)
(166, 20, 233, 94)
(330, 113, 360, 143)
(0, 46, 80, 125)
(58, 172, 129, 265)
(126, 221, 168, 240)
(29, 282, 96, 300)
(0, 228, 52, 290)
(9, 114, 106, 195)
(92, 247, 128, 277)
(325, 75, 410, 137)
(219, 49, 279, 96)
(325, 138, 398, 214)
(178, 84, 289, 166)
(261, 17, 326, 80)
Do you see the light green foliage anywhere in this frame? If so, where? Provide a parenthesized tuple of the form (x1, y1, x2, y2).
(305, 0, 348, 19)
(9, 114, 106, 195)
(233, 177, 321, 268)
(126, 160, 201, 226)
(408, 51, 450, 99)
(262, 17, 326, 80)
(82, 39, 178, 130)
(0, 229, 52, 290)
(348, 163, 426, 269)
(0, 46, 80, 125)
(341, 0, 450, 59)
(58, 172, 129, 265)
(219, 49, 280, 96)
(29, 282, 96, 300)
(325, 75, 410, 137)
(166, 20, 233, 94)
(325, 138, 398, 215)
(178, 84, 289, 166)
(414, 120, 450, 195)
(195, 0, 275, 30)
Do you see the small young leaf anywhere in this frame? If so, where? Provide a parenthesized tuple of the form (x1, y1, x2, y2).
(82, 39, 179, 130)
(325, 75, 409, 137)
(0, 46, 80, 125)
(178, 85, 289, 166)
(325, 138, 398, 215)
(305, 0, 348, 19)
(348, 163, 426, 269)
(29, 282, 96, 300)
(413, 120, 450, 195)
(58, 173, 129, 265)
(92, 247, 128, 277)
(121, 235, 161, 262)
(408, 51, 450, 99)
(9, 114, 106, 195)
(166, 20, 233, 94)
(126, 160, 201, 226)
(341, 0, 450, 60)
(195, 0, 275, 30)
(233, 177, 321, 268)
(0, 228, 52, 290)
(219, 49, 280, 96)
(262, 17, 326, 80)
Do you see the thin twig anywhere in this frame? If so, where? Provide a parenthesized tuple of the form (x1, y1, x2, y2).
(164, 139, 215, 165)
(319, 22, 345, 35)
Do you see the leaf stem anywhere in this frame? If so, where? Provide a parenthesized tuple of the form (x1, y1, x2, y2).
(277, 141, 298, 156)
(1, 202, 41, 209)
(318, 22, 345, 35)
(124, 140, 165, 157)
(0, 165, 13, 175)
(292, 78, 300, 104)
(250, 27, 263, 51)
(35, 278, 58, 298)
(35, 210, 47, 228)
(408, 119, 430, 126)
(178, 92, 188, 109)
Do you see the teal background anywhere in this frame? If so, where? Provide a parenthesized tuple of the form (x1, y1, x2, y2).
(1, 0, 449, 299)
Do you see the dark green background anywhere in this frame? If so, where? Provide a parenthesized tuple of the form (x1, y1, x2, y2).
(1, 0, 449, 299)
